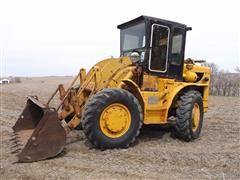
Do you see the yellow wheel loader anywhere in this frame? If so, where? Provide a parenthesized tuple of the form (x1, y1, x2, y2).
(11, 16, 210, 162)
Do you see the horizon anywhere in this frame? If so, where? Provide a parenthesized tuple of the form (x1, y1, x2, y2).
(2, 69, 240, 79)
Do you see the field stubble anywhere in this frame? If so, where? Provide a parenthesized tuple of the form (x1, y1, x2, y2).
(0, 77, 239, 179)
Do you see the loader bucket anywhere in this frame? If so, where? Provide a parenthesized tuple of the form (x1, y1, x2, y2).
(12, 96, 66, 162)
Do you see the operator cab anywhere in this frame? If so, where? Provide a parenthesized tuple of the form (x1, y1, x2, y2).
(117, 15, 192, 80)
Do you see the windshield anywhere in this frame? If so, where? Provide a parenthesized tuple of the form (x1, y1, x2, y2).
(120, 23, 146, 51)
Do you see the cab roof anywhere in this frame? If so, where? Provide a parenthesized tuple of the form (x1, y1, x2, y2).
(117, 15, 189, 30)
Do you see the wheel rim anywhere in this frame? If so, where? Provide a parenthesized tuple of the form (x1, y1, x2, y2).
(191, 103, 200, 132)
(100, 103, 131, 138)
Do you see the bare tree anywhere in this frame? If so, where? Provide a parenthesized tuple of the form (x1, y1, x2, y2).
(204, 63, 240, 96)
(235, 66, 240, 73)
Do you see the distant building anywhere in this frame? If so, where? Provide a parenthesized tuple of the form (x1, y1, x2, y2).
(0, 78, 10, 84)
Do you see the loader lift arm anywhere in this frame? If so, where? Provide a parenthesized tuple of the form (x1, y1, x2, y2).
(12, 58, 136, 162)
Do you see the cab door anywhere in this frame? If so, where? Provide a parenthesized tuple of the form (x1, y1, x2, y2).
(148, 24, 186, 80)
(148, 24, 170, 74)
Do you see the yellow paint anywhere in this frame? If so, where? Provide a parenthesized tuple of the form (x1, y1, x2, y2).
(192, 103, 200, 132)
(85, 57, 133, 91)
(140, 91, 166, 124)
(183, 71, 197, 82)
(100, 103, 131, 138)
(64, 57, 210, 129)
(141, 74, 158, 91)
(121, 63, 210, 125)
(58, 105, 74, 120)
(66, 57, 134, 129)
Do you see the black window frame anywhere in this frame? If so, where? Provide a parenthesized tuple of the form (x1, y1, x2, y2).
(148, 23, 171, 73)
(118, 16, 190, 80)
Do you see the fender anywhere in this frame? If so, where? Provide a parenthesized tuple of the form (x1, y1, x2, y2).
(167, 83, 209, 113)
(122, 79, 145, 109)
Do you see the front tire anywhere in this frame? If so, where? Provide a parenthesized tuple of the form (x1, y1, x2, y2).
(82, 88, 143, 149)
(175, 90, 204, 141)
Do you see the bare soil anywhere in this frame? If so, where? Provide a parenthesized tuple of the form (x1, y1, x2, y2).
(0, 77, 240, 179)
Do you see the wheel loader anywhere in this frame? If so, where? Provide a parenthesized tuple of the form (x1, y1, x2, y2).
(11, 16, 210, 162)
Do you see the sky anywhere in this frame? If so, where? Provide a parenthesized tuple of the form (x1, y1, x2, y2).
(0, 0, 239, 76)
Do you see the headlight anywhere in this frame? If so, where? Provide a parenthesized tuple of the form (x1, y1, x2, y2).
(130, 52, 140, 63)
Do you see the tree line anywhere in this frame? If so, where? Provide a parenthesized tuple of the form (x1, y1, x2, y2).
(204, 63, 240, 97)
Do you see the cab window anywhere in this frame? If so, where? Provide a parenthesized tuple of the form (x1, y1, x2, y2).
(149, 24, 170, 72)
(170, 28, 184, 65)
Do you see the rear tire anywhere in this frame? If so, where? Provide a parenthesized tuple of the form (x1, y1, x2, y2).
(82, 88, 143, 149)
(175, 90, 204, 141)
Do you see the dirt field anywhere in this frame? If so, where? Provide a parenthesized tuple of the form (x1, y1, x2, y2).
(1, 77, 240, 179)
